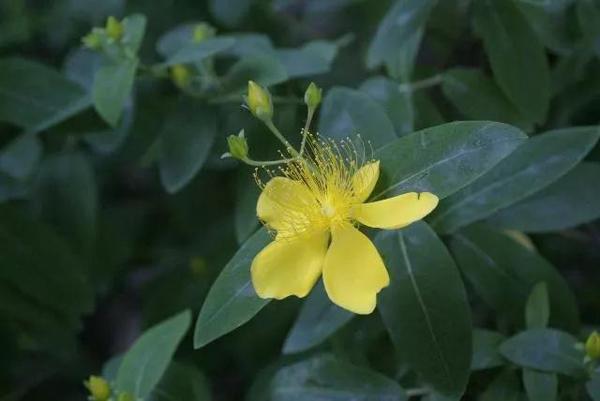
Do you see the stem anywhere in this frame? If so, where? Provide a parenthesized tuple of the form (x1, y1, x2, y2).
(209, 95, 303, 105)
(398, 75, 442, 93)
(265, 120, 301, 158)
(300, 107, 315, 155)
(241, 156, 299, 167)
(406, 388, 429, 398)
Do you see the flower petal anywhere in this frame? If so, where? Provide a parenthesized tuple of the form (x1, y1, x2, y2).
(251, 231, 328, 299)
(352, 161, 380, 203)
(322, 224, 389, 314)
(257, 177, 315, 232)
(353, 192, 439, 230)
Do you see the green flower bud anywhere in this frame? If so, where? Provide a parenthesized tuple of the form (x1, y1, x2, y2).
(192, 23, 216, 43)
(117, 392, 134, 401)
(82, 31, 102, 50)
(84, 376, 111, 401)
(245, 81, 273, 121)
(105, 16, 124, 41)
(304, 82, 322, 110)
(226, 130, 249, 160)
(586, 331, 600, 360)
(170, 64, 192, 88)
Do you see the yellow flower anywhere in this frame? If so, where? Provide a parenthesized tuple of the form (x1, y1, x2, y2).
(251, 136, 438, 314)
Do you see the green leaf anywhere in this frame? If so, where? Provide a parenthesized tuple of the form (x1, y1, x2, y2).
(523, 369, 557, 401)
(487, 162, 600, 232)
(367, 0, 436, 70)
(360, 76, 415, 135)
(163, 37, 235, 66)
(0, 134, 42, 180)
(499, 328, 585, 377)
(33, 151, 98, 254)
(372, 121, 526, 200)
(152, 362, 212, 401)
(441, 68, 532, 131)
(158, 98, 216, 193)
(115, 310, 191, 399)
(480, 370, 521, 401)
(473, 0, 550, 123)
(277, 40, 338, 78)
(376, 221, 471, 398)
(318, 87, 397, 148)
(122, 14, 147, 54)
(282, 281, 353, 354)
(209, 0, 252, 27)
(514, 0, 575, 54)
(234, 170, 260, 244)
(450, 224, 579, 332)
(222, 55, 288, 93)
(194, 229, 271, 348)
(92, 58, 138, 127)
(471, 329, 506, 371)
(525, 282, 550, 329)
(385, 28, 423, 81)
(577, 0, 600, 57)
(430, 126, 600, 233)
(269, 354, 408, 401)
(587, 372, 600, 401)
(0, 58, 88, 130)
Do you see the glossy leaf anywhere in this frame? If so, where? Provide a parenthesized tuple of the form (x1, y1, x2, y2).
(122, 14, 147, 54)
(277, 40, 338, 78)
(471, 329, 506, 371)
(473, 0, 550, 123)
(234, 170, 260, 244)
(587, 372, 600, 401)
(222, 55, 287, 93)
(0, 134, 42, 180)
(282, 281, 353, 354)
(194, 229, 271, 348)
(523, 369, 557, 401)
(441, 68, 532, 131)
(372, 121, 526, 200)
(158, 98, 216, 193)
(431, 127, 600, 233)
(360, 76, 415, 135)
(152, 362, 212, 401)
(514, 0, 574, 54)
(450, 224, 579, 332)
(480, 370, 521, 401)
(270, 354, 407, 401)
(116, 310, 191, 399)
(92, 58, 138, 127)
(525, 282, 550, 329)
(499, 328, 585, 377)
(376, 221, 471, 398)
(163, 37, 235, 66)
(488, 162, 600, 232)
(318, 86, 397, 148)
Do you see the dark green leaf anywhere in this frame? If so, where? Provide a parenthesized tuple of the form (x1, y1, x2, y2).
(0, 134, 41, 180)
(0, 58, 88, 130)
(282, 281, 353, 354)
(116, 310, 191, 399)
(577, 0, 600, 57)
(473, 0, 550, 123)
(318, 86, 397, 148)
(367, 0, 436, 70)
(523, 369, 557, 401)
(158, 98, 216, 193)
(471, 329, 506, 371)
(152, 362, 212, 401)
(499, 328, 585, 377)
(488, 162, 600, 232)
(514, 0, 575, 54)
(360, 76, 415, 135)
(373, 121, 526, 200)
(277, 40, 338, 78)
(480, 370, 521, 401)
(234, 170, 260, 244)
(194, 229, 271, 348)
(430, 127, 600, 233)
(384, 28, 423, 81)
(376, 221, 471, 398)
(441, 68, 532, 131)
(587, 372, 600, 401)
(122, 14, 147, 54)
(209, 0, 252, 27)
(163, 37, 235, 66)
(92, 58, 138, 127)
(450, 224, 579, 332)
(222, 55, 288, 93)
(525, 282, 550, 329)
(270, 354, 408, 401)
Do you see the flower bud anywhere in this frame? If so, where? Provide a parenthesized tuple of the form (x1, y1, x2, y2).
(226, 130, 249, 160)
(586, 331, 600, 360)
(82, 31, 102, 49)
(304, 82, 322, 110)
(170, 64, 192, 88)
(117, 392, 134, 401)
(245, 81, 273, 121)
(105, 16, 124, 41)
(84, 376, 111, 401)
(192, 23, 216, 43)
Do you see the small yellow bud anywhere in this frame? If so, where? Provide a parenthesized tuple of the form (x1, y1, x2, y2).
(246, 81, 273, 121)
(586, 331, 600, 360)
(226, 130, 249, 160)
(170, 64, 192, 88)
(84, 376, 111, 401)
(105, 16, 124, 41)
(192, 23, 216, 43)
(304, 82, 322, 110)
(82, 31, 101, 50)
(117, 392, 134, 401)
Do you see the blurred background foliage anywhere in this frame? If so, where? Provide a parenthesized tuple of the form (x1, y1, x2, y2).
(1, 0, 600, 400)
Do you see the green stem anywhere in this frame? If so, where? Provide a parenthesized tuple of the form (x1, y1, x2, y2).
(398, 74, 442, 93)
(209, 95, 303, 105)
(241, 156, 299, 167)
(300, 107, 315, 155)
(265, 120, 301, 159)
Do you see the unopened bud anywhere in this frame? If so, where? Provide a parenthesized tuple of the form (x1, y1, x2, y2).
(105, 16, 124, 41)
(170, 64, 192, 88)
(304, 82, 322, 110)
(192, 23, 216, 43)
(82, 31, 102, 49)
(117, 392, 134, 401)
(586, 331, 600, 360)
(226, 130, 249, 160)
(84, 376, 111, 401)
(245, 81, 273, 121)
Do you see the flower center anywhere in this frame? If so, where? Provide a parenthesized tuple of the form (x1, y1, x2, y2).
(321, 202, 336, 218)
